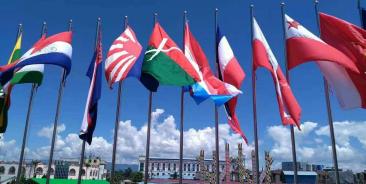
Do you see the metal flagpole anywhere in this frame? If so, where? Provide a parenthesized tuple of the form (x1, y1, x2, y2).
(144, 13, 157, 184)
(314, 1, 340, 183)
(358, 0, 364, 28)
(110, 16, 128, 184)
(77, 17, 101, 184)
(280, 3, 298, 184)
(179, 11, 187, 184)
(46, 19, 73, 184)
(15, 23, 43, 184)
(77, 140, 86, 184)
(249, 5, 260, 184)
(214, 8, 220, 184)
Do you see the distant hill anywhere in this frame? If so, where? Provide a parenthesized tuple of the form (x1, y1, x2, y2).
(106, 163, 139, 172)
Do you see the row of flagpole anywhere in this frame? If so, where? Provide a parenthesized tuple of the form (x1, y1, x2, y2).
(10, 1, 366, 184)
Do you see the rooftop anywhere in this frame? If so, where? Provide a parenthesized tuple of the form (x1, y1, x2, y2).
(31, 178, 109, 184)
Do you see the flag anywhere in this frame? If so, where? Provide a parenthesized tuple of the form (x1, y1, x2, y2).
(0, 31, 73, 86)
(184, 23, 241, 106)
(79, 30, 103, 144)
(284, 14, 361, 109)
(217, 27, 246, 142)
(252, 18, 301, 128)
(140, 23, 201, 92)
(0, 34, 22, 133)
(319, 13, 366, 109)
(361, 8, 366, 29)
(105, 26, 142, 87)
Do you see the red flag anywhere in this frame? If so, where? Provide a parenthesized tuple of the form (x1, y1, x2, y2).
(284, 14, 361, 109)
(253, 18, 301, 128)
(217, 28, 246, 142)
(319, 13, 366, 108)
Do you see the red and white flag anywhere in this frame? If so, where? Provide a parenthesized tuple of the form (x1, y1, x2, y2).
(184, 23, 241, 106)
(105, 26, 142, 87)
(252, 18, 301, 127)
(217, 28, 247, 142)
(319, 13, 366, 109)
(285, 14, 361, 109)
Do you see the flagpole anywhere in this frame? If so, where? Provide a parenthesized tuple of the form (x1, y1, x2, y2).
(144, 13, 157, 184)
(179, 11, 187, 184)
(249, 5, 260, 184)
(313, 1, 340, 184)
(15, 23, 42, 184)
(110, 16, 128, 184)
(77, 17, 101, 184)
(46, 19, 73, 184)
(358, 0, 364, 28)
(280, 3, 298, 184)
(214, 8, 220, 184)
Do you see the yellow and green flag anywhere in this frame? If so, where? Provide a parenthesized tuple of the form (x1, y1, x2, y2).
(0, 34, 22, 133)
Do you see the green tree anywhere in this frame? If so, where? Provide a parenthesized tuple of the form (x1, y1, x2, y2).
(123, 168, 132, 178)
(131, 172, 143, 182)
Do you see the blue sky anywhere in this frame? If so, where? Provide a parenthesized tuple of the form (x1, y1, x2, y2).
(1, 0, 366, 170)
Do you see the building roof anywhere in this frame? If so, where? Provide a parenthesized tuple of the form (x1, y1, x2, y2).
(283, 171, 317, 176)
(31, 178, 110, 184)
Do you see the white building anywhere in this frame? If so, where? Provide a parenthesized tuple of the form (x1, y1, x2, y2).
(138, 156, 227, 180)
(0, 156, 107, 183)
(34, 157, 107, 180)
(0, 161, 34, 183)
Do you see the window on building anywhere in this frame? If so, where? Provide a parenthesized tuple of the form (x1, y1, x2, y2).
(157, 163, 160, 171)
(168, 163, 170, 171)
(163, 163, 165, 171)
(173, 164, 176, 171)
(90, 170, 92, 176)
(193, 164, 195, 171)
(151, 163, 154, 171)
(81, 169, 86, 176)
(69, 169, 76, 176)
(0, 166, 5, 175)
(36, 167, 43, 175)
(8, 167, 15, 175)
(140, 163, 144, 172)
(184, 164, 186, 171)
(188, 164, 190, 171)
(50, 168, 55, 175)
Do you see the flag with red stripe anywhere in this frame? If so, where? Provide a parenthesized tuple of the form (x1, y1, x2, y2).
(216, 27, 247, 142)
(285, 14, 361, 109)
(184, 23, 241, 106)
(253, 18, 301, 128)
(319, 13, 366, 109)
(79, 29, 103, 144)
(105, 26, 142, 87)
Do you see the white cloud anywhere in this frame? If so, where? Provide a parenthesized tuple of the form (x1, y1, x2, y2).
(0, 134, 20, 161)
(267, 121, 366, 172)
(22, 109, 252, 165)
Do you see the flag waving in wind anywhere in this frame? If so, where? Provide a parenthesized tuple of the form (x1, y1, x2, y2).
(284, 14, 361, 109)
(0, 33, 22, 133)
(141, 23, 201, 92)
(105, 26, 142, 87)
(319, 13, 366, 109)
(253, 18, 301, 128)
(79, 30, 103, 144)
(0, 31, 73, 86)
(184, 23, 241, 106)
(217, 27, 246, 142)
